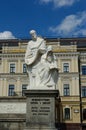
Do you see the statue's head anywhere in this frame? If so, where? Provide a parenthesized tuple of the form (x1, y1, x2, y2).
(29, 30, 37, 41)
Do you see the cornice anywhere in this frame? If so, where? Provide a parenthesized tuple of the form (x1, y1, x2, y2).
(0, 73, 27, 78)
(55, 52, 79, 57)
(0, 53, 25, 59)
(59, 72, 79, 76)
(58, 73, 79, 81)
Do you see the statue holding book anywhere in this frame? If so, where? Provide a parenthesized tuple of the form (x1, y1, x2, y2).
(25, 30, 58, 89)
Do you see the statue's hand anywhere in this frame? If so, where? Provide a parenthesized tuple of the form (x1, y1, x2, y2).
(50, 63, 58, 70)
(50, 64, 55, 69)
(47, 45, 52, 52)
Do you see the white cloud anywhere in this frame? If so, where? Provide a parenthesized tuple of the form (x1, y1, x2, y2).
(74, 29, 86, 36)
(49, 11, 86, 37)
(40, 0, 80, 7)
(40, 0, 52, 3)
(0, 31, 16, 39)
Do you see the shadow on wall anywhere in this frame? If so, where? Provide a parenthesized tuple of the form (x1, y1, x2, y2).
(55, 123, 66, 130)
(55, 123, 81, 130)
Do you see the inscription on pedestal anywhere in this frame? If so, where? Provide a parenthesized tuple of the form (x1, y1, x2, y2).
(27, 97, 54, 125)
(30, 98, 51, 116)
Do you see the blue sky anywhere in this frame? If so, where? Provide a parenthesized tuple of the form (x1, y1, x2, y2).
(0, 0, 86, 39)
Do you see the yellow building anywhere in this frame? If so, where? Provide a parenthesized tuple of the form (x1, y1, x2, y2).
(0, 39, 28, 96)
(0, 38, 86, 130)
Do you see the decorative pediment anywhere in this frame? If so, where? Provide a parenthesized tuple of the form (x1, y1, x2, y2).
(8, 78, 17, 82)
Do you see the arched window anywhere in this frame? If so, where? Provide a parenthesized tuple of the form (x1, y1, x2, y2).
(64, 108, 70, 119)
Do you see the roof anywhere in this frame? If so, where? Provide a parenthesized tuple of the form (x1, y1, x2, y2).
(0, 37, 86, 48)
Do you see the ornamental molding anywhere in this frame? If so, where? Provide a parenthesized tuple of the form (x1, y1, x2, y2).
(7, 78, 17, 82)
(59, 73, 79, 80)
(0, 73, 27, 79)
(59, 72, 79, 76)
(0, 54, 25, 58)
(7, 59, 18, 62)
(55, 52, 79, 57)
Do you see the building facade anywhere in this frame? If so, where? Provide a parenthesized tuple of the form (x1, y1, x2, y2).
(0, 38, 86, 130)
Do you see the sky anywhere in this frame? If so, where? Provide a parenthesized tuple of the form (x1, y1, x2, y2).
(0, 0, 86, 39)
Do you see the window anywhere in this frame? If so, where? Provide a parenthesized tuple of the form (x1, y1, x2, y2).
(64, 108, 70, 120)
(23, 64, 27, 73)
(83, 109, 86, 120)
(82, 66, 86, 75)
(63, 63, 69, 72)
(22, 84, 27, 96)
(82, 86, 86, 97)
(10, 64, 15, 73)
(63, 84, 70, 96)
(8, 85, 15, 96)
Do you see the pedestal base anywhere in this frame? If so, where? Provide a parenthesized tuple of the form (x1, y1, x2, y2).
(24, 128, 57, 130)
(24, 90, 59, 130)
(24, 125, 57, 130)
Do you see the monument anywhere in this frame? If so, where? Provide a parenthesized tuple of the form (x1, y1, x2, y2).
(24, 30, 59, 130)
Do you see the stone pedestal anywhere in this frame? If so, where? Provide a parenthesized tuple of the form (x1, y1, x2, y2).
(24, 90, 59, 130)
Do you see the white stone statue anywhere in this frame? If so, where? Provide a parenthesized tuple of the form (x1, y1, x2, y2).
(25, 30, 58, 89)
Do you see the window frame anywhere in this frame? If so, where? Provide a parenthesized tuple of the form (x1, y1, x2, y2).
(8, 84, 15, 96)
(82, 65, 86, 75)
(23, 63, 27, 73)
(22, 84, 27, 96)
(10, 63, 16, 73)
(63, 84, 70, 96)
(82, 86, 86, 97)
(64, 107, 70, 120)
(83, 109, 86, 120)
(63, 63, 69, 73)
